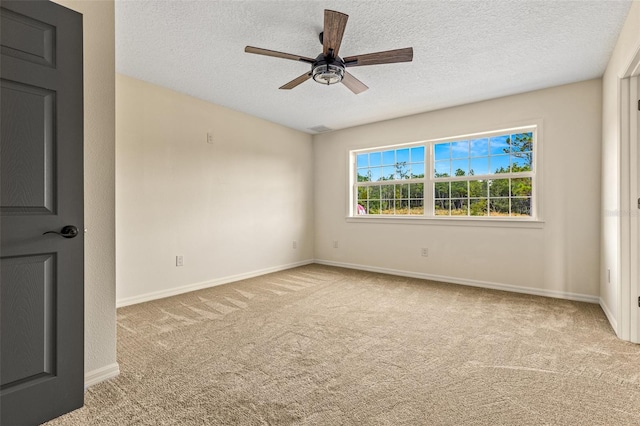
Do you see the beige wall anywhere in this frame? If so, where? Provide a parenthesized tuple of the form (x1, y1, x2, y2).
(601, 0, 640, 338)
(116, 75, 314, 305)
(314, 79, 602, 301)
(51, 0, 118, 382)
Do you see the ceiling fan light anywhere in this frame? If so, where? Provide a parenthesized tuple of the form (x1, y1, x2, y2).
(312, 63, 344, 85)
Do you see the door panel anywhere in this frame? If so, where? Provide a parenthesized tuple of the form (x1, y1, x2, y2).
(0, 6, 55, 67)
(1, 81, 56, 214)
(1, 254, 56, 387)
(0, 1, 84, 424)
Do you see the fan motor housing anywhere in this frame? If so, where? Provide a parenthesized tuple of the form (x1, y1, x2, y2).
(312, 54, 345, 85)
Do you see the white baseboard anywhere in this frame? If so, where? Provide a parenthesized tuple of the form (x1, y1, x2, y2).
(116, 259, 315, 307)
(599, 297, 619, 335)
(315, 259, 600, 304)
(84, 362, 120, 390)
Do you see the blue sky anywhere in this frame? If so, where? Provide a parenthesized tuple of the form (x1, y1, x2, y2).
(435, 135, 513, 161)
(357, 146, 424, 168)
(357, 134, 531, 180)
(434, 133, 531, 176)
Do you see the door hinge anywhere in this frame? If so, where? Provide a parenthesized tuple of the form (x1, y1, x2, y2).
(638, 99, 640, 111)
(638, 198, 640, 209)
(638, 296, 640, 307)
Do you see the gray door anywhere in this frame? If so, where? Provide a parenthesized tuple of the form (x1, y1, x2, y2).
(0, 1, 84, 424)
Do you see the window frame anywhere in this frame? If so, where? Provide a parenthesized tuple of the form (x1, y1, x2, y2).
(348, 124, 542, 226)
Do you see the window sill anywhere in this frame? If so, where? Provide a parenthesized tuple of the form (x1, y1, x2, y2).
(345, 215, 544, 228)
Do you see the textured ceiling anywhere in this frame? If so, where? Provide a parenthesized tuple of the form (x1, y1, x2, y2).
(116, 0, 632, 134)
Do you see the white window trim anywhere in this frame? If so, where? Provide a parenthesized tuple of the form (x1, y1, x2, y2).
(347, 121, 543, 227)
(345, 216, 545, 228)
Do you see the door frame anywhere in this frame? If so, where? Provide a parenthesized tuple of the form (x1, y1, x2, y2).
(621, 45, 640, 344)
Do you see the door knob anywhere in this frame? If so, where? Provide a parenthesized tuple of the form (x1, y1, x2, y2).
(43, 225, 79, 238)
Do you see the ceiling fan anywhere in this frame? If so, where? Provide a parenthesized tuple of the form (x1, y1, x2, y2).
(244, 9, 413, 94)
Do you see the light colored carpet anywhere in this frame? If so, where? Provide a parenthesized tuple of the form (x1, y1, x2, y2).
(46, 264, 640, 425)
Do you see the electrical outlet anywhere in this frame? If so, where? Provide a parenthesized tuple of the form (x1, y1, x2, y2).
(206, 131, 214, 144)
(333, 240, 339, 249)
(421, 248, 428, 257)
(292, 240, 297, 249)
(176, 255, 184, 267)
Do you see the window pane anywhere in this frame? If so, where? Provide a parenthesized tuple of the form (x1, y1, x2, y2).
(512, 197, 532, 216)
(356, 153, 368, 168)
(369, 200, 380, 214)
(470, 157, 489, 176)
(397, 184, 409, 198)
(357, 168, 370, 182)
(411, 162, 425, 178)
(357, 186, 367, 201)
(434, 160, 450, 177)
(370, 167, 382, 181)
(410, 199, 424, 215)
(489, 179, 509, 197)
(451, 199, 468, 216)
(491, 154, 510, 173)
(382, 166, 395, 180)
(489, 198, 509, 216)
(369, 185, 381, 199)
(470, 138, 489, 157)
(511, 177, 532, 197)
(397, 148, 410, 163)
(370, 152, 382, 166)
(451, 158, 469, 176)
(383, 150, 395, 165)
(357, 202, 368, 215)
(381, 184, 394, 199)
(395, 199, 409, 215)
(470, 198, 488, 216)
(511, 132, 533, 154)
(451, 181, 468, 198)
(469, 180, 487, 197)
(451, 141, 469, 159)
(396, 162, 410, 179)
(410, 183, 424, 199)
(411, 146, 425, 163)
(511, 152, 533, 172)
(435, 199, 450, 216)
(380, 200, 393, 214)
(490, 135, 510, 155)
(434, 182, 450, 199)
(434, 143, 450, 161)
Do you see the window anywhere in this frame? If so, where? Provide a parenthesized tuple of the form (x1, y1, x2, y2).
(351, 126, 537, 220)
(355, 146, 425, 215)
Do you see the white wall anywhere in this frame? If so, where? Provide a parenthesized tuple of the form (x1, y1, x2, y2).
(116, 75, 314, 305)
(601, 0, 640, 337)
(51, 0, 118, 384)
(314, 79, 602, 301)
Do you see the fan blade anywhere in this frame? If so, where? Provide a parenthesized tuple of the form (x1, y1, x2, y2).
(279, 72, 312, 90)
(344, 47, 413, 67)
(245, 46, 314, 64)
(323, 10, 348, 57)
(342, 72, 368, 94)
